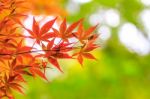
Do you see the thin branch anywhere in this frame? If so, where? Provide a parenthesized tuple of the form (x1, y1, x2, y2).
(0, 46, 82, 56)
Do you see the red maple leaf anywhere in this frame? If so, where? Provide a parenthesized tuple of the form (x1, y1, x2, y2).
(21, 17, 57, 44)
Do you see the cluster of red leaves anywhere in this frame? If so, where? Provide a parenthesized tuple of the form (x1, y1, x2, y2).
(0, 0, 99, 99)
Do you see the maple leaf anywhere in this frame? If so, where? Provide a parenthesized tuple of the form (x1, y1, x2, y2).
(0, 74, 25, 98)
(73, 40, 99, 65)
(41, 40, 63, 72)
(21, 17, 57, 44)
(40, 39, 73, 72)
(30, 67, 48, 81)
(52, 18, 83, 42)
(73, 21, 99, 44)
(8, 59, 32, 77)
(21, 56, 48, 81)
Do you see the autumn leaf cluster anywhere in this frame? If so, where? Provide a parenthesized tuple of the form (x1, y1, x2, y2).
(0, 0, 99, 99)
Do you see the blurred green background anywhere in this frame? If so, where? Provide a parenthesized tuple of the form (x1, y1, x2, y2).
(14, 0, 150, 99)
